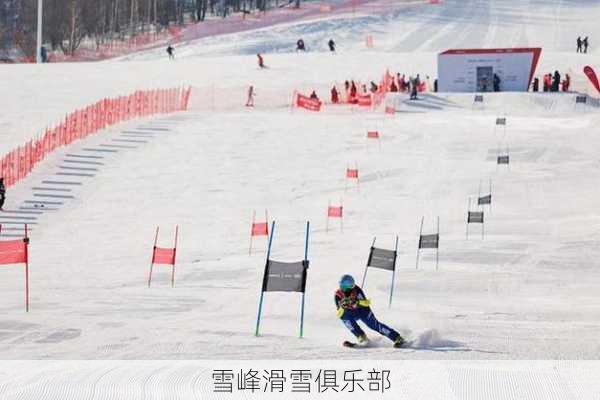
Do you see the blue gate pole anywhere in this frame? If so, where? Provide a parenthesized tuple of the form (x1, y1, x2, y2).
(389, 235, 399, 308)
(299, 221, 310, 338)
(255, 220, 276, 337)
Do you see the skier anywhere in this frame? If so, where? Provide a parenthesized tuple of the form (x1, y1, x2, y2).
(257, 53, 266, 69)
(331, 85, 339, 103)
(328, 39, 336, 52)
(246, 85, 255, 107)
(577, 36, 582, 53)
(296, 39, 306, 52)
(166, 45, 175, 60)
(583, 36, 589, 53)
(493, 73, 501, 92)
(0, 177, 5, 210)
(335, 275, 405, 348)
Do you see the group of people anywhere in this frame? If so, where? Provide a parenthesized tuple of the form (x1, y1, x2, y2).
(531, 71, 570, 92)
(576, 36, 590, 53)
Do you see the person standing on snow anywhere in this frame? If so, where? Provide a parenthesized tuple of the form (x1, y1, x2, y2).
(583, 37, 589, 53)
(335, 275, 405, 348)
(257, 53, 266, 69)
(552, 70, 561, 92)
(0, 177, 6, 210)
(577, 37, 583, 53)
(246, 85, 255, 107)
(493, 73, 501, 92)
(328, 39, 336, 52)
(331, 86, 339, 103)
(166, 45, 175, 60)
(532, 77, 539, 92)
(296, 39, 306, 52)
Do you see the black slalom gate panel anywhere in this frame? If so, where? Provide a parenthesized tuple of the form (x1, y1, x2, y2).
(478, 194, 492, 205)
(474, 95, 484, 103)
(468, 211, 484, 223)
(368, 247, 397, 271)
(496, 117, 507, 125)
(497, 155, 509, 165)
(263, 260, 308, 293)
(575, 96, 587, 104)
(419, 234, 439, 249)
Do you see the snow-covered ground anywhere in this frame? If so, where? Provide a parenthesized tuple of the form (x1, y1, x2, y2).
(1, 0, 600, 360)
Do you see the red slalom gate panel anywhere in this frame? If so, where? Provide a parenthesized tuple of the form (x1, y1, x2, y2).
(249, 210, 269, 255)
(251, 223, 269, 236)
(346, 168, 359, 179)
(367, 130, 380, 139)
(328, 206, 343, 218)
(148, 226, 179, 287)
(0, 87, 192, 189)
(0, 224, 30, 312)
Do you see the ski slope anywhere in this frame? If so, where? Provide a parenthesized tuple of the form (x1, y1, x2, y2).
(1, 0, 600, 360)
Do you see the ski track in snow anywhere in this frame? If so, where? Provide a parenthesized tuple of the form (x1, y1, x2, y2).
(0, 0, 600, 364)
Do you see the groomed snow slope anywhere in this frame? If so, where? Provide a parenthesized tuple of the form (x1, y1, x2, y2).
(1, 0, 600, 360)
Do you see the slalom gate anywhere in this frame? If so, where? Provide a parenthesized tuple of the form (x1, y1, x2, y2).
(148, 226, 179, 288)
(345, 164, 360, 191)
(0, 87, 192, 189)
(361, 236, 399, 308)
(249, 210, 269, 255)
(255, 221, 310, 338)
(466, 198, 485, 240)
(416, 217, 440, 270)
(326, 200, 344, 233)
(0, 224, 30, 311)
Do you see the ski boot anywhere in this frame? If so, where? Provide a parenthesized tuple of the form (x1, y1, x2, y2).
(393, 336, 406, 348)
(357, 334, 370, 347)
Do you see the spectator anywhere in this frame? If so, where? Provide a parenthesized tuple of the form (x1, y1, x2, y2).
(532, 77, 539, 92)
(328, 39, 336, 52)
(331, 86, 340, 103)
(577, 36, 583, 53)
(296, 39, 306, 52)
(583, 36, 589, 53)
(0, 177, 5, 210)
(310, 90, 319, 101)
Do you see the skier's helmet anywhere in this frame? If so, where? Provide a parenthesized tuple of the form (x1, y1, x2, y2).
(339, 274, 355, 291)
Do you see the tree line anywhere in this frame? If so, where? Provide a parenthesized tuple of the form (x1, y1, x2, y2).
(0, 0, 297, 59)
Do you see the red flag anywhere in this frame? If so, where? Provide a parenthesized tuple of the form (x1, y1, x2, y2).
(584, 66, 600, 93)
(0, 239, 28, 265)
(367, 130, 379, 139)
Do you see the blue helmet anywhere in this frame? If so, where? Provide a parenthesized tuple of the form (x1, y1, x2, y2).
(339, 274, 355, 291)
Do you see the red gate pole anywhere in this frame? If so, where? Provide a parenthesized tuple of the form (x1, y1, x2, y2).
(148, 226, 159, 287)
(171, 225, 178, 288)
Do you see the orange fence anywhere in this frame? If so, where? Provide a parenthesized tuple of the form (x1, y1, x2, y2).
(0, 87, 192, 188)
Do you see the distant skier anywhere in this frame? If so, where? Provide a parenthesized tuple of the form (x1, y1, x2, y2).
(257, 53, 266, 69)
(246, 85, 255, 107)
(335, 275, 405, 348)
(166, 45, 175, 60)
(0, 177, 5, 210)
(296, 39, 306, 52)
(493, 73, 501, 92)
(577, 36, 583, 53)
(583, 36, 589, 53)
(328, 39, 336, 52)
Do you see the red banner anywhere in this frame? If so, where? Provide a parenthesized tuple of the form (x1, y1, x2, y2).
(357, 94, 372, 107)
(584, 66, 600, 93)
(296, 93, 322, 111)
(0, 239, 28, 265)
